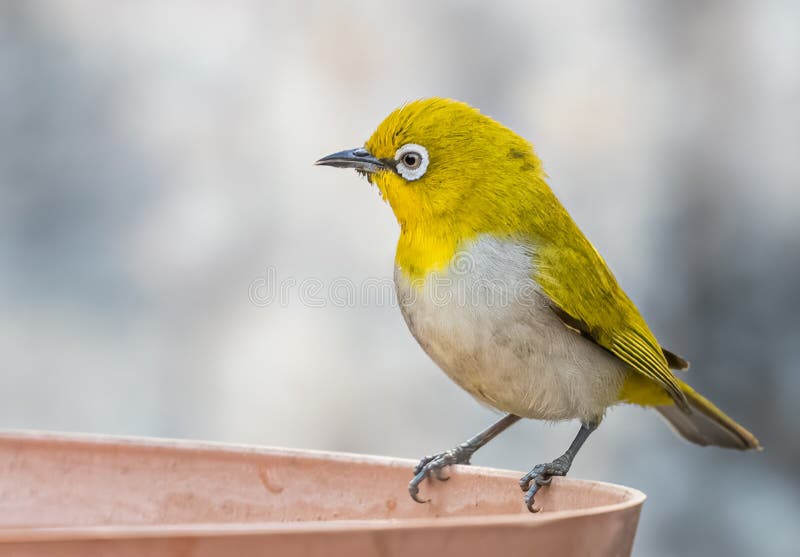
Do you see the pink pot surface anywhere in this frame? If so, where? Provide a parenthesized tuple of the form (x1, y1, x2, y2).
(0, 431, 644, 556)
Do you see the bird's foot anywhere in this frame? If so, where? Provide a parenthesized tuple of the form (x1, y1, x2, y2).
(518, 454, 572, 513)
(408, 443, 474, 503)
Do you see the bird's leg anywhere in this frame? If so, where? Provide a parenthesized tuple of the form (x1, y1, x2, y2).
(409, 413, 521, 503)
(519, 420, 599, 513)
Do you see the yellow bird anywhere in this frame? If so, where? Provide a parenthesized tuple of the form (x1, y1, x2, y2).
(316, 98, 760, 511)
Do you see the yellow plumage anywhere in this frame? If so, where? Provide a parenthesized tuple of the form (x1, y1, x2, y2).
(318, 97, 760, 511)
(365, 98, 759, 446)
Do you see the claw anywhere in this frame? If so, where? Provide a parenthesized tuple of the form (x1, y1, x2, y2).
(408, 472, 431, 504)
(407, 445, 473, 503)
(519, 461, 568, 513)
(523, 474, 555, 512)
(519, 423, 595, 513)
(525, 485, 542, 513)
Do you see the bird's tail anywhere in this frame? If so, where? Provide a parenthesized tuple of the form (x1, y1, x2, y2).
(657, 380, 761, 450)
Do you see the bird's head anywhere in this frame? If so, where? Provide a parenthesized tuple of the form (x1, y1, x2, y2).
(317, 98, 546, 235)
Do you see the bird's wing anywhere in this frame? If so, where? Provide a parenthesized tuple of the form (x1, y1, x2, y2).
(534, 241, 690, 411)
(549, 304, 689, 369)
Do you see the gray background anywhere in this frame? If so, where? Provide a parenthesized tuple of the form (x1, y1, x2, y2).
(1, 1, 798, 555)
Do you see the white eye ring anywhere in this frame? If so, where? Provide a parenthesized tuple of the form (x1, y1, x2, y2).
(394, 144, 429, 181)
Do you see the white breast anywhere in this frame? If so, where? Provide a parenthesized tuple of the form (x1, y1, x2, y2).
(395, 235, 627, 422)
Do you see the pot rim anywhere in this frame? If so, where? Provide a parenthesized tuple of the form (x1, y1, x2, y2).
(0, 429, 646, 542)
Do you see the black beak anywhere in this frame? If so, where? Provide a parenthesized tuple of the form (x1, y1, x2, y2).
(315, 147, 388, 174)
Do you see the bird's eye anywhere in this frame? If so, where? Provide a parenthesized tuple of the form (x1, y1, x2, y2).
(402, 152, 421, 169)
(394, 143, 429, 181)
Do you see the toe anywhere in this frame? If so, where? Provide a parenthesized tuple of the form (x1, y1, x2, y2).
(408, 473, 430, 504)
(413, 455, 434, 475)
(409, 489, 429, 504)
(524, 484, 541, 513)
(433, 466, 450, 481)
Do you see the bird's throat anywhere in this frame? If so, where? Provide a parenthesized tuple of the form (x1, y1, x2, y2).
(395, 226, 465, 283)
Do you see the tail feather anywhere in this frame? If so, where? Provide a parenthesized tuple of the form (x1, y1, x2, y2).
(657, 382, 761, 451)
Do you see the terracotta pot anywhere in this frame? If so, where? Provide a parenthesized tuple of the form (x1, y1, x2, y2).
(0, 431, 644, 556)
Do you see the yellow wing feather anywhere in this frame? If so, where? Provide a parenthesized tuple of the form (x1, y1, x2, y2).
(533, 240, 690, 412)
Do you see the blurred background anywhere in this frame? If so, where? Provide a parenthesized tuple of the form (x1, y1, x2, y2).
(1, 0, 798, 555)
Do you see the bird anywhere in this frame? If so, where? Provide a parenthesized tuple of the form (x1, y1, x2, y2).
(316, 98, 760, 512)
